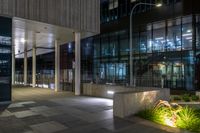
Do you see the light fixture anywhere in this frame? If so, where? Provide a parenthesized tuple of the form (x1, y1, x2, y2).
(156, 3, 162, 7)
(155, 37, 164, 40)
(21, 38, 26, 43)
(182, 33, 192, 37)
(107, 91, 114, 95)
(187, 29, 192, 33)
(155, 0, 163, 7)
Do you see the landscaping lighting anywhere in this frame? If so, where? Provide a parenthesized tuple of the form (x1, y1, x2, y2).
(107, 91, 114, 95)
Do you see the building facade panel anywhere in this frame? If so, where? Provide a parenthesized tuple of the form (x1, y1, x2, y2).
(0, 0, 100, 33)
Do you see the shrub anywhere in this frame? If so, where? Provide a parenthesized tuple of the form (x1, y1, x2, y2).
(137, 101, 200, 132)
(191, 95, 199, 101)
(137, 107, 171, 125)
(182, 94, 190, 102)
(176, 106, 200, 132)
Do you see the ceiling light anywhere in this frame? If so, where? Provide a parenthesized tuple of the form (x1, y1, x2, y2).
(187, 29, 192, 33)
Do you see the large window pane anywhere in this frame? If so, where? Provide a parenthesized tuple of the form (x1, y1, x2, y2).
(101, 35, 109, 57)
(182, 16, 192, 50)
(140, 31, 147, 53)
(196, 15, 200, 49)
(0, 16, 12, 102)
(110, 32, 118, 57)
(153, 21, 166, 52)
(167, 18, 181, 51)
(94, 37, 101, 58)
(147, 24, 153, 53)
(119, 30, 129, 56)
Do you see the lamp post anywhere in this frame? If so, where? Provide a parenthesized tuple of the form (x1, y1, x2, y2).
(129, 2, 162, 87)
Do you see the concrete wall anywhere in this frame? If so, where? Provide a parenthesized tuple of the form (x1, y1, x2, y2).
(0, 0, 100, 33)
(113, 89, 170, 118)
(196, 92, 200, 97)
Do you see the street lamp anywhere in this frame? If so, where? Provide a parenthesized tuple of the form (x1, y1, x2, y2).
(129, 2, 162, 87)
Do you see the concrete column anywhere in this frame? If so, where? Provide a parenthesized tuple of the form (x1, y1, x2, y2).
(55, 40, 60, 92)
(32, 45, 36, 88)
(24, 44, 28, 86)
(12, 42, 15, 85)
(75, 32, 81, 95)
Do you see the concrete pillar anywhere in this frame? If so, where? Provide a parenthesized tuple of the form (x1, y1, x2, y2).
(12, 42, 15, 85)
(55, 40, 60, 92)
(75, 32, 81, 95)
(32, 45, 36, 88)
(24, 44, 28, 86)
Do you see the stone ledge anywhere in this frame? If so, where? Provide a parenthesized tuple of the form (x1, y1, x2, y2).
(82, 83, 169, 99)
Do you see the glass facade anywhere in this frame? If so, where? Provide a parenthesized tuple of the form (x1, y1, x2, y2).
(86, 14, 199, 91)
(0, 16, 12, 101)
(15, 52, 55, 89)
(101, 0, 181, 23)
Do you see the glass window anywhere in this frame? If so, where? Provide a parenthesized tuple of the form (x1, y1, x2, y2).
(0, 16, 12, 101)
(110, 32, 118, 57)
(147, 24, 153, 53)
(182, 16, 192, 50)
(140, 32, 147, 53)
(167, 18, 181, 51)
(153, 21, 166, 52)
(101, 35, 109, 57)
(109, 0, 118, 10)
(196, 15, 200, 49)
(132, 33, 139, 54)
(94, 37, 101, 58)
(119, 30, 129, 56)
(118, 0, 128, 17)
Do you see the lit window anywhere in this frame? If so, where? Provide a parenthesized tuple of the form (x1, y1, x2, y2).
(109, 0, 118, 10)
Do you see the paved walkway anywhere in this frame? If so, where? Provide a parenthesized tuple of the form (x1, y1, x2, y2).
(0, 87, 189, 133)
(12, 86, 74, 102)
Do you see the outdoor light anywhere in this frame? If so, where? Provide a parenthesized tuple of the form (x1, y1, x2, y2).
(164, 117, 176, 127)
(107, 91, 114, 95)
(156, 3, 162, 7)
(155, 0, 163, 7)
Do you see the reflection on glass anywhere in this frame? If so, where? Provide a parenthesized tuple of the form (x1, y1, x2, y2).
(182, 16, 192, 50)
(147, 25, 152, 53)
(167, 18, 181, 51)
(153, 22, 166, 52)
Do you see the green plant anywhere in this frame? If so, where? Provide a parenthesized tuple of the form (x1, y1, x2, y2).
(176, 106, 200, 132)
(182, 94, 190, 102)
(191, 95, 199, 101)
(137, 101, 200, 132)
(137, 107, 170, 125)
